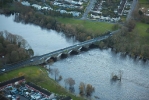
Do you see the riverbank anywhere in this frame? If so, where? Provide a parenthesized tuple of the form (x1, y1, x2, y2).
(99, 22, 149, 61)
(1, 1, 149, 59)
(99, 0, 149, 60)
(0, 1, 114, 41)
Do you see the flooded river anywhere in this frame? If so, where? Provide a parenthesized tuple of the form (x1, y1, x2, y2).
(0, 14, 149, 100)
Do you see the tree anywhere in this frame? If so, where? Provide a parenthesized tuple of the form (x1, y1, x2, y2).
(65, 78, 75, 92)
(58, 75, 62, 82)
(48, 67, 53, 75)
(64, 78, 69, 88)
(0, 31, 32, 64)
(6, 44, 18, 54)
(146, 28, 149, 33)
(0, 43, 4, 53)
(27, 48, 34, 57)
(141, 44, 149, 58)
(112, 24, 119, 30)
(119, 70, 123, 81)
(138, 10, 143, 16)
(53, 68, 59, 81)
(10, 51, 19, 62)
(125, 19, 136, 32)
(86, 84, 95, 97)
(79, 82, 86, 96)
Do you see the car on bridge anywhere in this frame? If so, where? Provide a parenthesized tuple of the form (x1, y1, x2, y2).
(1, 69, 5, 72)
(30, 59, 34, 62)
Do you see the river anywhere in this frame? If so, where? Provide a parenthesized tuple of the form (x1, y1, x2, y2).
(0, 14, 149, 100)
(0, 14, 79, 56)
(49, 48, 149, 100)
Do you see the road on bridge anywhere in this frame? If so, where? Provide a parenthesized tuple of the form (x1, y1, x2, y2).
(0, 31, 117, 74)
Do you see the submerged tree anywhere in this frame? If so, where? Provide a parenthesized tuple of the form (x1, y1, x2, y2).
(79, 82, 86, 96)
(53, 68, 59, 81)
(64, 77, 75, 93)
(86, 84, 95, 97)
(79, 82, 95, 97)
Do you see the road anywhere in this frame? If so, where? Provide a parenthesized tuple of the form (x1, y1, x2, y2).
(0, 31, 118, 74)
(126, 0, 138, 21)
(81, 0, 96, 20)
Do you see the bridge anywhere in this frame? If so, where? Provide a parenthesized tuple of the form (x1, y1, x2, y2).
(31, 32, 113, 65)
(0, 31, 116, 73)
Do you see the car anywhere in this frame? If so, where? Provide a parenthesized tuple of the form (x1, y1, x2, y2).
(30, 59, 34, 62)
(1, 69, 5, 72)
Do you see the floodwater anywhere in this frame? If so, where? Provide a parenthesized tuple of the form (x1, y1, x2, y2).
(49, 49, 149, 100)
(0, 14, 79, 56)
(1, 14, 149, 100)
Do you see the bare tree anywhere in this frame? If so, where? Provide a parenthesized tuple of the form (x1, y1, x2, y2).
(58, 75, 62, 82)
(64, 78, 69, 89)
(119, 70, 123, 81)
(48, 67, 53, 75)
(125, 19, 136, 32)
(65, 78, 75, 92)
(53, 68, 59, 81)
(79, 82, 86, 96)
(86, 84, 95, 97)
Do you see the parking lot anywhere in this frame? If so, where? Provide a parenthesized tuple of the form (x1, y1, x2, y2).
(0, 76, 72, 100)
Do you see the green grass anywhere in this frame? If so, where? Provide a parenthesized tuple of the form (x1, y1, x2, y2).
(139, 0, 149, 7)
(57, 17, 114, 34)
(0, 66, 84, 100)
(136, 22, 149, 37)
(134, 22, 149, 44)
(139, 0, 149, 3)
(121, 16, 126, 23)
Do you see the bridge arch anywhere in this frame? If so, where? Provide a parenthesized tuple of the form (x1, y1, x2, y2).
(46, 57, 57, 63)
(89, 43, 98, 48)
(80, 46, 88, 51)
(61, 53, 68, 59)
(70, 50, 79, 55)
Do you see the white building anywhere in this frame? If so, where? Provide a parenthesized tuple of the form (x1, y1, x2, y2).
(32, 4, 41, 10)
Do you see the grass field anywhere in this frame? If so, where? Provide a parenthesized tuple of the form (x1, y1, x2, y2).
(139, 0, 149, 3)
(57, 17, 114, 34)
(0, 66, 84, 100)
(136, 22, 149, 37)
(139, 0, 149, 7)
(135, 22, 149, 44)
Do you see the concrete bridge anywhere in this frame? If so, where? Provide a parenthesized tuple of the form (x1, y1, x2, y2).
(0, 31, 115, 73)
(30, 32, 113, 65)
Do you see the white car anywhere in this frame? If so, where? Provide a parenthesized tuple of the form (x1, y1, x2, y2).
(30, 59, 34, 62)
(1, 69, 5, 72)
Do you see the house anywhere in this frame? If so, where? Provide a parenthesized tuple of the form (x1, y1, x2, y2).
(32, 4, 42, 10)
(21, 1, 30, 6)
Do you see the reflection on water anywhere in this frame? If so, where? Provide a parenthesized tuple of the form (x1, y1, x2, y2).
(0, 14, 79, 55)
(49, 48, 149, 100)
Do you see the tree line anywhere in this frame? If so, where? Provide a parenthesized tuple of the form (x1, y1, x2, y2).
(98, 1, 149, 60)
(0, 31, 34, 66)
(99, 23, 149, 60)
(0, 1, 100, 42)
